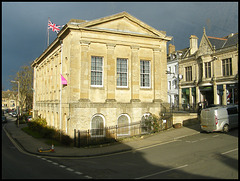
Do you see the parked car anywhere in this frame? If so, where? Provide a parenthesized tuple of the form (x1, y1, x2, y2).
(26, 116, 32, 122)
(200, 105, 238, 133)
(11, 112, 17, 117)
(2, 116, 7, 123)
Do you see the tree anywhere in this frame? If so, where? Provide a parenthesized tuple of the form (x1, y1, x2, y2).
(10, 65, 33, 113)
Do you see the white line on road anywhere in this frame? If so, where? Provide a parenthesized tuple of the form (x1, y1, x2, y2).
(52, 162, 58, 165)
(75, 171, 83, 175)
(66, 168, 74, 172)
(84, 175, 92, 179)
(135, 164, 188, 179)
(221, 148, 238, 155)
(59, 165, 66, 168)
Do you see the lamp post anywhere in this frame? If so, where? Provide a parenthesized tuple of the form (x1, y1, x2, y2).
(11, 80, 20, 128)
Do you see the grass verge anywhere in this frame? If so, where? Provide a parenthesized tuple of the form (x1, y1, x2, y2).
(21, 127, 67, 147)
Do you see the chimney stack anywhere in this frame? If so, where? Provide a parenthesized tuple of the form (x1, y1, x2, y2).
(189, 35, 198, 55)
(168, 43, 175, 55)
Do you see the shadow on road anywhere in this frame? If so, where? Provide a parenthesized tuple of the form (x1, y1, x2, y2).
(3, 115, 238, 179)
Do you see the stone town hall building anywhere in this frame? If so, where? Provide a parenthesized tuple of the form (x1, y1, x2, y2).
(31, 12, 172, 137)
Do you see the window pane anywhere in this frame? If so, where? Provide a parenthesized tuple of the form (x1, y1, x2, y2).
(91, 56, 103, 86)
(140, 60, 150, 87)
(91, 116, 104, 136)
(229, 59, 232, 75)
(117, 58, 128, 86)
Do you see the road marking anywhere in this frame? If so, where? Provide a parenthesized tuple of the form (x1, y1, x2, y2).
(174, 132, 200, 140)
(84, 175, 92, 179)
(136, 140, 177, 151)
(41, 158, 47, 160)
(59, 165, 66, 168)
(75, 171, 83, 175)
(66, 168, 74, 172)
(46, 159, 52, 163)
(221, 148, 238, 155)
(52, 162, 58, 165)
(191, 140, 198, 143)
(135, 164, 188, 179)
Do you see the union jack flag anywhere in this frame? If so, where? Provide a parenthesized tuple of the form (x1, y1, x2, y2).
(48, 20, 62, 33)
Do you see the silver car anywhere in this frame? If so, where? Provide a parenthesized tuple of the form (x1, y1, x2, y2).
(200, 105, 238, 133)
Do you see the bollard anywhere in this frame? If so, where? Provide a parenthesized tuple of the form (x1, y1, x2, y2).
(77, 130, 80, 148)
(74, 129, 76, 147)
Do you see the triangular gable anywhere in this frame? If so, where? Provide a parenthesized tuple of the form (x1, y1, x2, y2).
(78, 12, 170, 40)
(197, 28, 214, 56)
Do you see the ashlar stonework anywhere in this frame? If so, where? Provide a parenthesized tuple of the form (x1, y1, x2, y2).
(31, 12, 172, 138)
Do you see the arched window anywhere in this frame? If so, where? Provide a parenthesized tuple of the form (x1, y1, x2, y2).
(91, 114, 105, 137)
(117, 114, 130, 136)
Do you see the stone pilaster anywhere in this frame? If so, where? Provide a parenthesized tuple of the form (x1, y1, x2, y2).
(130, 45, 140, 102)
(153, 48, 162, 101)
(106, 43, 116, 101)
(79, 40, 90, 101)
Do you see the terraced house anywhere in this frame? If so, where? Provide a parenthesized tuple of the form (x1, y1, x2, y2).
(178, 28, 238, 109)
(31, 12, 172, 138)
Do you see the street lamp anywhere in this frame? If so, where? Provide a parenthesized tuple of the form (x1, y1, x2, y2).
(11, 80, 20, 128)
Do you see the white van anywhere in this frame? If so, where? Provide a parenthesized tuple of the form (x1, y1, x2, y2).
(200, 105, 238, 133)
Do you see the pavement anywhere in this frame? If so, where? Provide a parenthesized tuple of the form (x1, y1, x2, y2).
(3, 115, 202, 158)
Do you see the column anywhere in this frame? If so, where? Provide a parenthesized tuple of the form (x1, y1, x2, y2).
(130, 45, 140, 102)
(80, 40, 90, 101)
(222, 84, 227, 105)
(189, 87, 192, 107)
(196, 86, 199, 106)
(178, 84, 182, 108)
(213, 78, 218, 104)
(106, 44, 116, 102)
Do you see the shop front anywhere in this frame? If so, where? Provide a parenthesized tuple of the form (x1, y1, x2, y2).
(199, 86, 213, 106)
(181, 87, 196, 109)
(226, 83, 238, 105)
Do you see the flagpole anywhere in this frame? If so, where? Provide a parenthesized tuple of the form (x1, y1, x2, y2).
(47, 17, 50, 47)
(60, 40, 63, 140)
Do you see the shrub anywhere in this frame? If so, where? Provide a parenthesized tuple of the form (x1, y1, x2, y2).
(26, 117, 73, 146)
(60, 133, 73, 146)
(41, 127, 56, 139)
(143, 114, 161, 133)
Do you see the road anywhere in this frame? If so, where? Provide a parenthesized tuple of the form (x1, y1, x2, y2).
(2, 115, 238, 179)
(49, 128, 238, 179)
(2, 116, 87, 179)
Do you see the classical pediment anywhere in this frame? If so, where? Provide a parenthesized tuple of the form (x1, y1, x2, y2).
(77, 12, 170, 40)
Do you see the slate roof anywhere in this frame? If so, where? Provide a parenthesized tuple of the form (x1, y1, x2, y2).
(208, 33, 238, 50)
(222, 33, 238, 48)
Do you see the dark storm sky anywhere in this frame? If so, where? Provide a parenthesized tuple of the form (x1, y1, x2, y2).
(2, 2, 238, 90)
